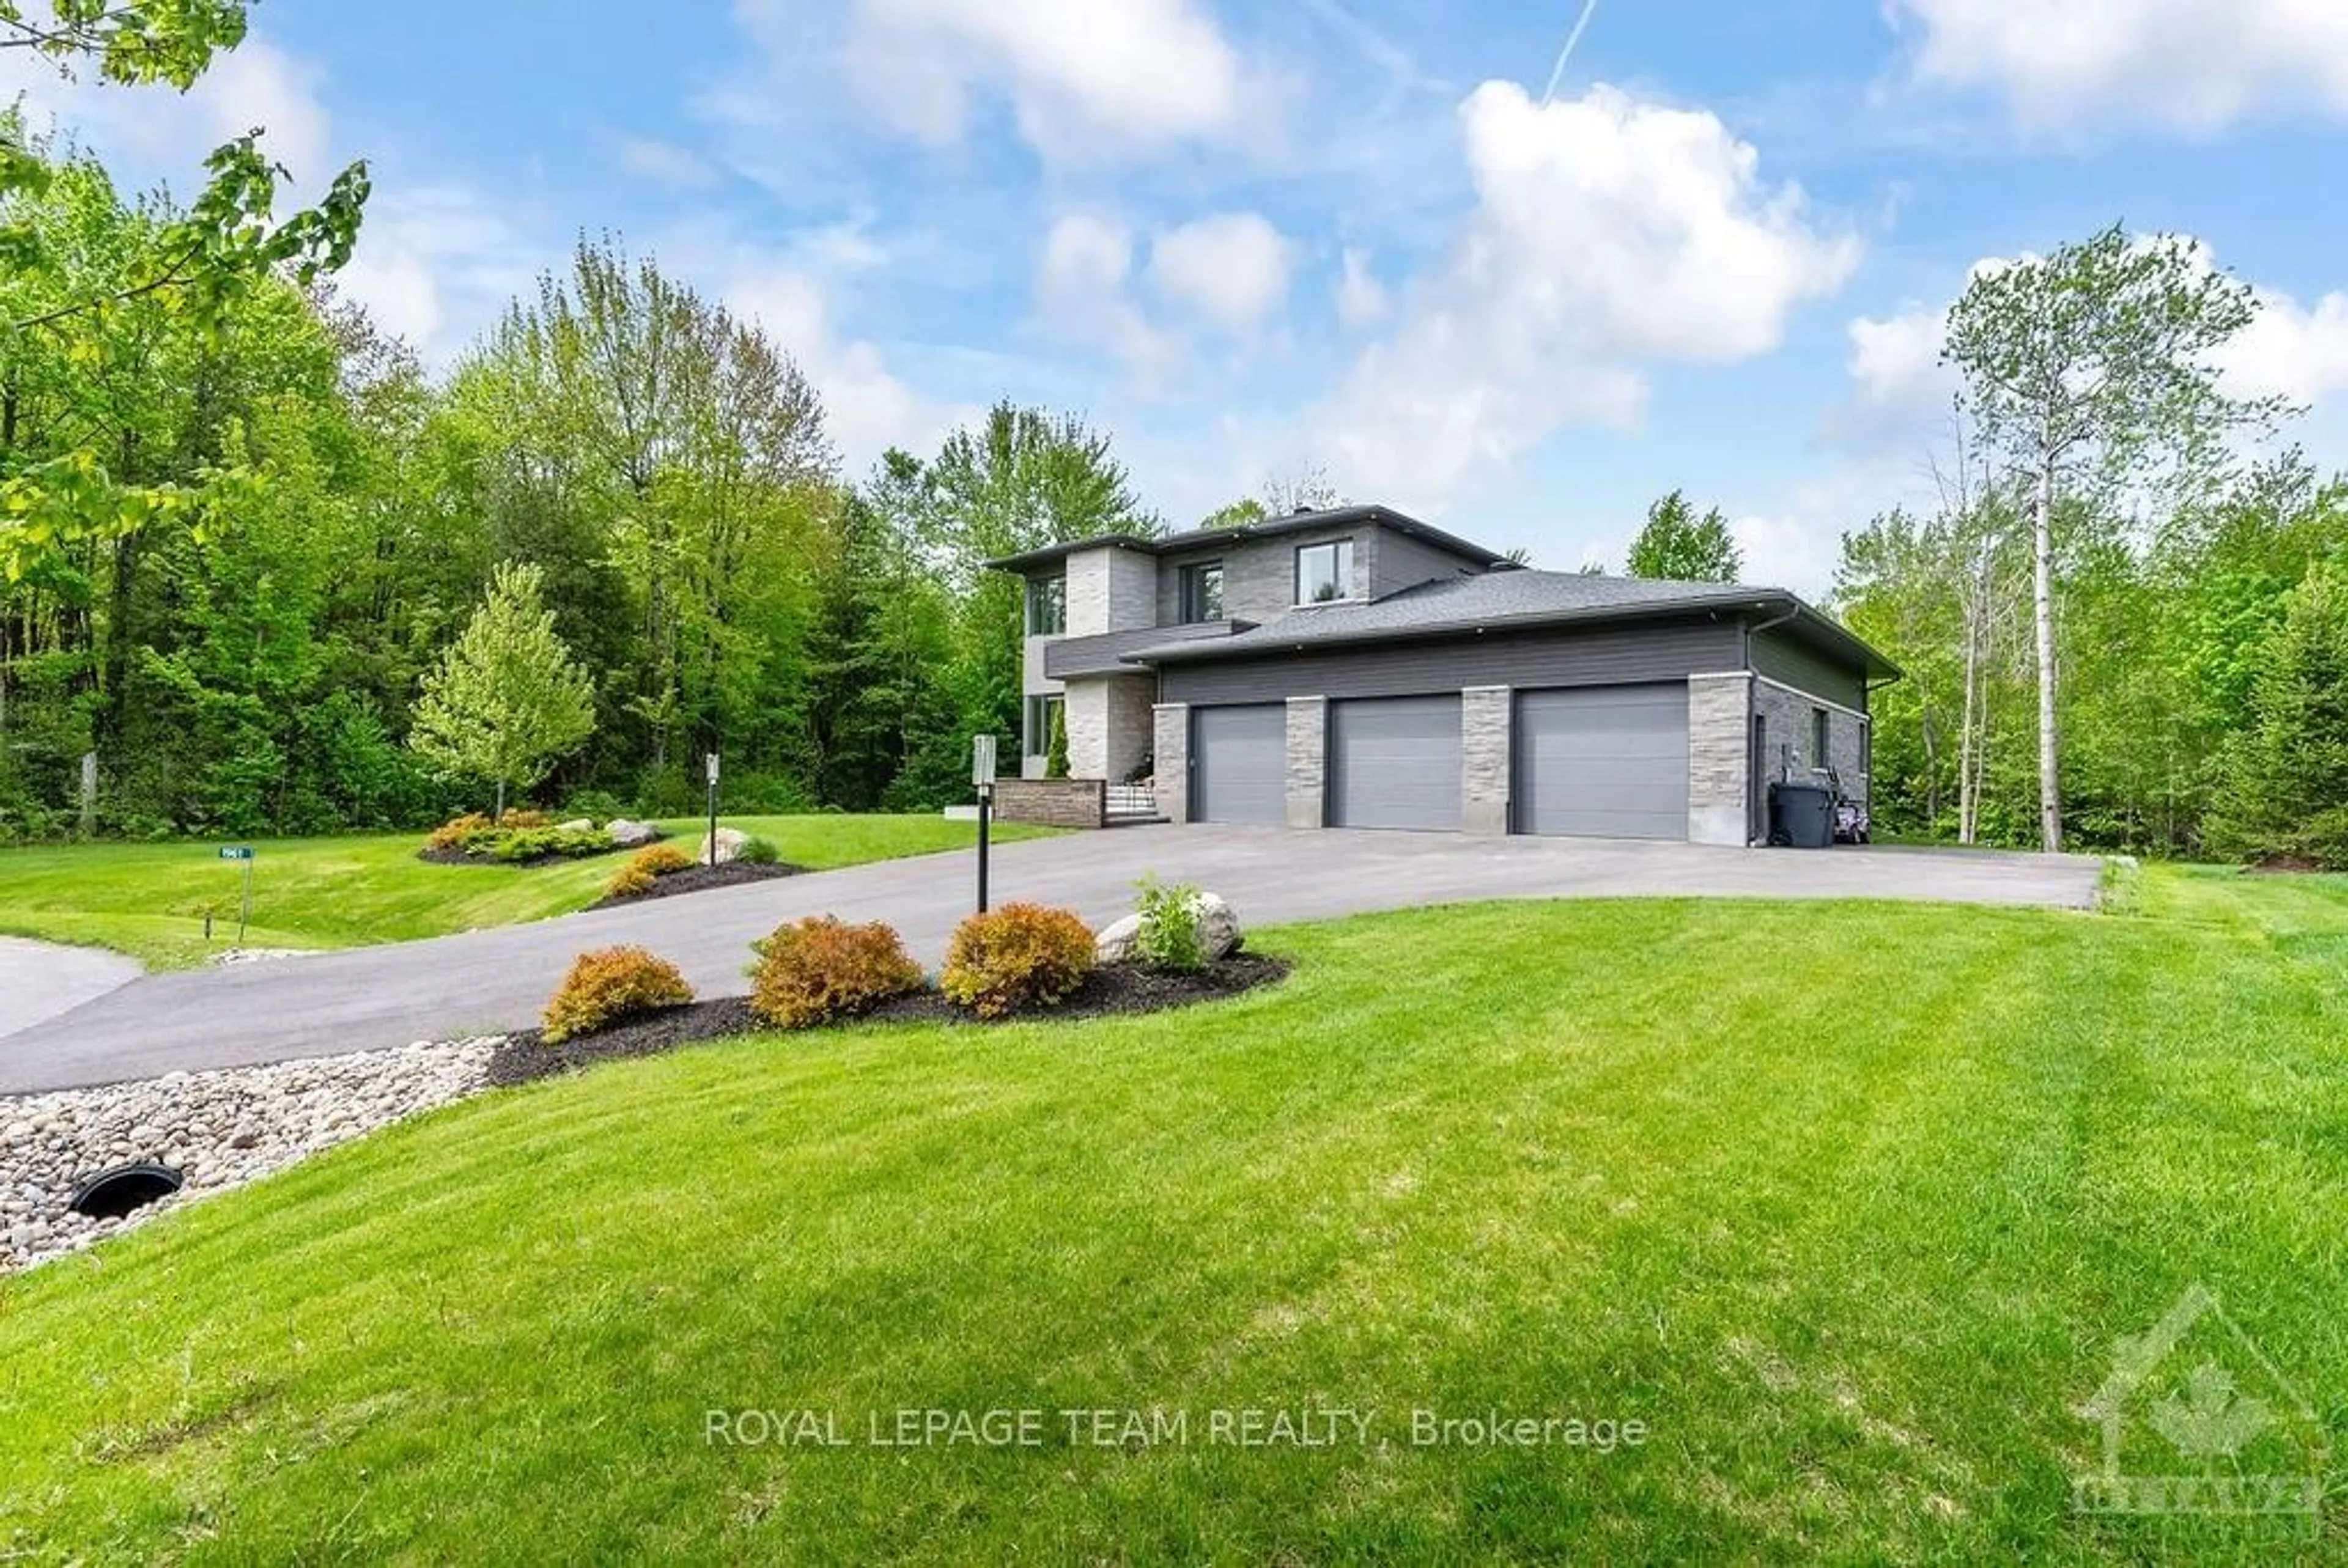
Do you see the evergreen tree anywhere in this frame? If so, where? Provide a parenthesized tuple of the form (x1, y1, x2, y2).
(408, 562, 597, 819)
(1045, 702, 1070, 779)
(2207, 561, 2348, 866)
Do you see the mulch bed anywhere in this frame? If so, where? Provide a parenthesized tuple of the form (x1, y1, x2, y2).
(416, 838, 653, 869)
(484, 954, 1291, 1088)
(587, 860, 805, 908)
(2243, 853, 2328, 875)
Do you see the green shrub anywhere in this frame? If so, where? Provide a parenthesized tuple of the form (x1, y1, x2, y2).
(1044, 704, 1070, 779)
(1132, 874, 1206, 972)
(940, 902, 1094, 1019)
(737, 834, 782, 866)
(426, 812, 492, 852)
(747, 916, 923, 1029)
(541, 946, 693, 1043)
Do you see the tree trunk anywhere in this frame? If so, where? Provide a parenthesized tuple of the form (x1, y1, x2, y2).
(2031, 452, 2062, 853)
(494, 776, 506, 824)
(1957, 537, 1986, 846)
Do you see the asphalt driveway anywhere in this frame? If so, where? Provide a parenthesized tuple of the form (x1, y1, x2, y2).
(0, 826, 2100, 1092)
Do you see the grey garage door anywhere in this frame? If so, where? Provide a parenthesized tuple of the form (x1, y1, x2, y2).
(1515, 683, 1689, 839)
(1191, 704, 1287, 825)
(1329, 694, 1461, 831)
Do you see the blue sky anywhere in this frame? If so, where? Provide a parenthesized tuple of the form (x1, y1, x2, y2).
(13, 0, 2348, 591)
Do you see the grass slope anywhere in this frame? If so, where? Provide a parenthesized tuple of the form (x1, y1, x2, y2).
(1, 869, 2342, 1560)
(0, 815, 1052, 970)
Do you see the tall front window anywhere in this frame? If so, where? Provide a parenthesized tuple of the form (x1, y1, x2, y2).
(1294, 539, 1354, 604)
(1026, 575, 1066, 635)
(1026, 695, 1063, 758)
(1178, 561, 1224, 622)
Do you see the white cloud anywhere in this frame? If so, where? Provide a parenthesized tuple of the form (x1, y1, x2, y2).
(1334, 246, 1389, 329)
(1889, 0, 2348, 136)
(1145, 212, 1294, 335)
(1033, 214, 1172, 368)
(618, 137, 720, 188)
(1835, 252, 2348, 453)
(1316, 80, 1858, 509)
(728, 269, 959, 466)
(1, 34, 335, 190)
(334, 185, 547, 364)
(2219, 290, 2348, 405)
(835, 0, 1247, 166)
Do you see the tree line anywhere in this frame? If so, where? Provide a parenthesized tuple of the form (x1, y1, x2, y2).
(1834, 229, 2348, 866)
(0, 125, 1162, 837)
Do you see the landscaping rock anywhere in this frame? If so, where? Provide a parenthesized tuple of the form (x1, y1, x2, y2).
(607, 819, 658, 847)
(0, 1038, 498, 1275)
(700, 826, 749, 866)
(1094, 890, 1242, 962)
(556, 817, 595, 834)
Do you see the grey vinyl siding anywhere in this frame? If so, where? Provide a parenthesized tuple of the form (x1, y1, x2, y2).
(1044, 624, 1216, 680)
(1158, 617, 1743, 706)
(1749, 626, 1866, 711)
(1373, 530, 1484, 598)
(1156, 523, 1493, 627)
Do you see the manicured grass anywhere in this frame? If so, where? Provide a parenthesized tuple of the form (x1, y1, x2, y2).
(1, 869, 2342, 1559)
(0, 815, 1054, 970)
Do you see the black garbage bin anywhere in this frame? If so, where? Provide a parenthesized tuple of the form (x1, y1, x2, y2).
(1768, 782, 1834, 848)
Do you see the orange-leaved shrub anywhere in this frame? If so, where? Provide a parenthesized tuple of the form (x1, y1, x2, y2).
(542, 946, 693, 1043)
(939, 902, 1094, 1019)
(425, 812, 491, 851)
(604, 842, 696, 900)
(747, 915, 924, 1029)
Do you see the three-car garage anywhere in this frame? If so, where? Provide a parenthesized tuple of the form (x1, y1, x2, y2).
(1185, 683, 1694, 840)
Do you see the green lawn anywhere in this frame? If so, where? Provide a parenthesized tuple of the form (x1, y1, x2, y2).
(0, 815, 1054, 969)
(1, 869, 2342, 1560)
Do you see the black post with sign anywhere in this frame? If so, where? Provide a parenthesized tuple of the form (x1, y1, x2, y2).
(972, 735, 996, 913)
(705, 752, 721, 867)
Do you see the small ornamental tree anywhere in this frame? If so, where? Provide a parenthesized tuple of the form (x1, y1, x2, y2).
(409, 561, 597, 820)
(1045, 702, 1071, 779)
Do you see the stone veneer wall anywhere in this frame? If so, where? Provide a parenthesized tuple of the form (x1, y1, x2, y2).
(991, 778, 1105, 829)
(1461, 685, 1510, 835)
(1285, 696, 1326, 828)
(1686, 672, 1752, 847)
(1752, 676, 1869, 804)
(1062, 679, 1110, 779)
(1104, 676, 1156, 782)
(1152, 703, 1190, 824)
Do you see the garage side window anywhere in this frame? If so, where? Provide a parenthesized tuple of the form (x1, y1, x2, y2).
(1295, 539, 1354, 604)
(1026, 575, 1066, 635)
(1811, 707, 1829, 770)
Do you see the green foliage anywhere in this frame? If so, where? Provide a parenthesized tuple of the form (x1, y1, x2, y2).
(2207, 561, 2348, 866)
(940, 902, 1095, 1018)
(540, 946, 693, 1044)
(747, 915, 923, 1029)
(408, 562, 597, 815)
(1627, 490, 1741, 581)
(1044, 702, 1070, 779)
(1132, 874, 1206, 972)
(736, 834, 781, 866)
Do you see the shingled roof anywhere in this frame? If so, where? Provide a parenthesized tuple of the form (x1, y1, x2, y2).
(1122, 569, 1899, 679)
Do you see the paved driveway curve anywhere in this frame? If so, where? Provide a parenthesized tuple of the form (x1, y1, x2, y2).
(0, 827, 2099, 1092)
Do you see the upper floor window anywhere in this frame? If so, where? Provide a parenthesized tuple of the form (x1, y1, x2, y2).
(1026, 575, 1066, 635)
(1178, 561, 1224, 623)
(1294, 539, 1354, 604)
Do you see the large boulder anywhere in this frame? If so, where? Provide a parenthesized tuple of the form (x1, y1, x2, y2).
(607, 818, 659, 848)
(1095, 890, 1242, 963)
(555, 817, 594, 834)
(700, 826, 750, 866)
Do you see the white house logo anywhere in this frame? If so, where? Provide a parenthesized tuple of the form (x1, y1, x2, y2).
(2073, 1284, 2324, 1517)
